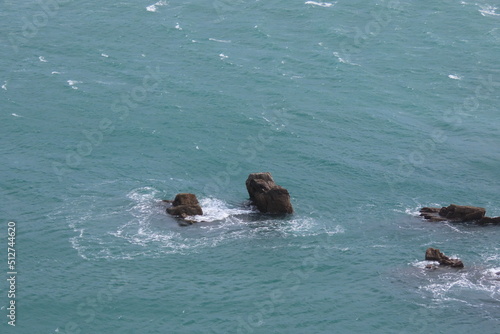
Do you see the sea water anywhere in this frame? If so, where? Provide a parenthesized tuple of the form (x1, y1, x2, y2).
(1, 1, 499, 333)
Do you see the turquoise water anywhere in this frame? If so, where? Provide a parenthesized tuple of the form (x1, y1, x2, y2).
(1, 1, 499, 333)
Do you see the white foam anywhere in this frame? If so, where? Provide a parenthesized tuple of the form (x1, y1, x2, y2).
(404, 206, 421, 217)
(67, 80, 81, 90)
(55, 182, 335, 260)
(51, 71, 60, 75)
(333, 52, 360, 66)
(1, 81, 7, 90)
(11, 113, 22, 117)
(448, 74, 461, 80)
(209, 38, 232, 43)
(101, 53, 109, 58)
(409, 259, 500, 304)
(484, 267, 500, 277)
(146, 1, 167, 12)
(219, 53, 228, 60)
(326, 225, 345, 235)
(479, 5, 499, 17)
(175, 23, 182, 30)
(305, 1, 335, 7)
(39, 56, 47, 62)
(411, 260, 440, 269)
(187, 197, 253, 223)
(403, 203, 442, 217)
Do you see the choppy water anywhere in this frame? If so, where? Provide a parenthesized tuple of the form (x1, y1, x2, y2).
(1, 1, 499, 333)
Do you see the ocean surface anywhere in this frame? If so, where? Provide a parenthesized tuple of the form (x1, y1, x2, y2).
(1, 1, 499, 333)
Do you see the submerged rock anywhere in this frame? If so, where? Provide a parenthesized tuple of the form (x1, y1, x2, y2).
(478, 216, 500, 225)
(245, 172, 293, 214)
(166, 193, 203, 223)
(420, 204, 499, 224)
(425, 247, 464, 268)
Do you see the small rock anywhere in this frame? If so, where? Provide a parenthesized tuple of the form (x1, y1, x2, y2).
(425, 247, 464, 268)
(166, 193, 203, 224)
(245, 172, 293, 214)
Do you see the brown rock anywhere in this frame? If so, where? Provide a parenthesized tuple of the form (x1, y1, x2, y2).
(425, 247, 464, 268)
(420, 207, 440, 214)
(419, 207, 447, 221)
(167, 204, 203, 216)
(172, 193, 200, 207)
(166, 193, 203, 220)
(419, 204, 490, 224)
(478, 216, 500, 225)
(245, 173, 293, 214)
(438, 204, 485, 222)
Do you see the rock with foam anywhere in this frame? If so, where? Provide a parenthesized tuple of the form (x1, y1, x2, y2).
(419, 204, 500, 225)
(425, 248, 464, 268)
(245, 172, 293, 214)
(166, 193, 203, 223)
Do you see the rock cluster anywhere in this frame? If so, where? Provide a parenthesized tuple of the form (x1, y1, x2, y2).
(245, 172, 293, 214)
(425, 247, 464, 268)
(164, 173, 293, 225)
(420, 204, 500, 224)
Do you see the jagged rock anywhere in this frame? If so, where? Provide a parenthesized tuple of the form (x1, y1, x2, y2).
(245, 172, 293, 214)
(166, 193, 203, 220)
(438, 204, 485, 222)
(419, 204, 496, 223)
(425, 247, 464, 268)
(419, 207, 447, 222)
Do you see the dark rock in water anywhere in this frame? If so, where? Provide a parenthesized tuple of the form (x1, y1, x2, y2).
(420, 204, 500, 225)
(419, 207, 447, 222)
(245, 172, 293, 214)
(425, 247, 464, 268)
(438, 204, 485, 222)
(166, 193, 203, 222)
(170, 193, 199, 206)
(478, 216, 500, 225)
(167, 204, 203, 216)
